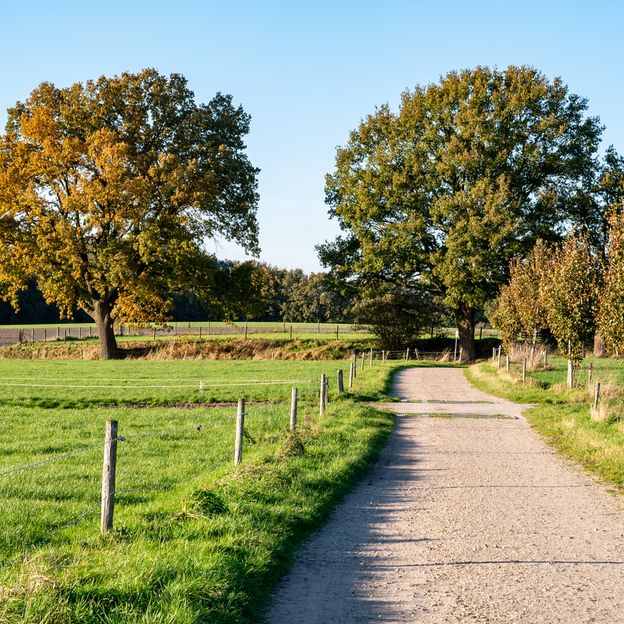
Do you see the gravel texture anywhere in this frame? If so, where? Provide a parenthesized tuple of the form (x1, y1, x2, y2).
(266, 367, 624, 623)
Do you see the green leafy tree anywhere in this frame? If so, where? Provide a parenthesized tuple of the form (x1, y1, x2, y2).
(541, 232, 599, 362)
(0, 69, 259, 358)
(351, 285, 439, 349)
(320, 66, 603, 359)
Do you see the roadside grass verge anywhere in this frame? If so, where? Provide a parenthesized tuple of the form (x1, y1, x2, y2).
(0, 360, 399, 623)
(466, 360, 624, 490)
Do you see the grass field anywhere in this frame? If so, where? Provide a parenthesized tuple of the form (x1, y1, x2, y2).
(467, 356, 624, 489)
(0, 357, 401, 623)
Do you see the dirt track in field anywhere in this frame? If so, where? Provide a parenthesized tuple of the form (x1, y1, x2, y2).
(266, 367, 624, 623)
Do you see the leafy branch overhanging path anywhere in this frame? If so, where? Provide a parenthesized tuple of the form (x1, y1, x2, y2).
(267, 367, 624, 623)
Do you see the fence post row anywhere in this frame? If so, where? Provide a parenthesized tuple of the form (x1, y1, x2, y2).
(100, 420, 118, 534)
(234, 398, 245, 466)
(290, 388, 298, 431)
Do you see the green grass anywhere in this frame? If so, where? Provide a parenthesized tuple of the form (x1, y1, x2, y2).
(0, 358, 399, 623)
(466, 357, 624, 490)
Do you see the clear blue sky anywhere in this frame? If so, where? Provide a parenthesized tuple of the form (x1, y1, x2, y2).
(1, 0, 622, 271)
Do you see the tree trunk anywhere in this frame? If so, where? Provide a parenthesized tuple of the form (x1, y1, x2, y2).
(92, 301, 119, 360)
(455, 304, 476, 362)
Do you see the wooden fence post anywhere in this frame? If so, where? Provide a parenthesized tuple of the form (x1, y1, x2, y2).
(31, 329, 35, 342)
(348, 361, 354, 388)
(522, 359, 527, 384)
(289, 326, 293, 340)
(593, 382, 601, 411)
(57, 326, 60, 340)
(588, 362, 593, 386)
(317, 321, 320, 334)
(244, 322, 248, 339)
(234, 399, 245, 466)
(290, 388, 298, 431)
(199, 326, 203, 340)
(382, 350, 386, 363)
(44, 328, 47, 342)
(567, 359, 574, 388)
(505, 354, 510, 372)
(320, 374, 327, 416)
(337, 369, 344, 394)
(100, 420, 118, 534)
(543, 349, 548, 368)
(352, 353, 357, 378)
(360, 352, 365, 371)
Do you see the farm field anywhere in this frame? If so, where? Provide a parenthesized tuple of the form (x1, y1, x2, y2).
(467, 355, 624, 488)
(0, 357, 400, 623)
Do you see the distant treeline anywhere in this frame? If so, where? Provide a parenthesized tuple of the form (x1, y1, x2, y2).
(0, 261, 352, 325)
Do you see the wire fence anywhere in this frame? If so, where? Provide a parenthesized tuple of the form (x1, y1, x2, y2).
(0, 348, 433, 573)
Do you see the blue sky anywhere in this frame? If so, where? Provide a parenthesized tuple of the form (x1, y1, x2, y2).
(1, 1, 622, 271)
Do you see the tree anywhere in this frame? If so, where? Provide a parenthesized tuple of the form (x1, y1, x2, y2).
(598, 213, 624, 355)
(0, 70, 259, 358)
(351, 285, 439, 349)
(320, 66, 603, 360)
(490, 240, 550, 355)
(540, 232, 599, 363)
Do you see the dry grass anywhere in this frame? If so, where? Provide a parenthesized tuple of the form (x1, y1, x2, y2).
(0, 338, 375, 361)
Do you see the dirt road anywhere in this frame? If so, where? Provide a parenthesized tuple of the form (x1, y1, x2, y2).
(266, 367, 624, 623)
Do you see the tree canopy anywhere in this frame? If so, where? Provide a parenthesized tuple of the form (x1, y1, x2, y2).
(0, 69, 259, 357)
(319, 65, 603, 359)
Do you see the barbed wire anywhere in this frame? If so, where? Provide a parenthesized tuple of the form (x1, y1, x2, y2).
(0, 442, 102, 479)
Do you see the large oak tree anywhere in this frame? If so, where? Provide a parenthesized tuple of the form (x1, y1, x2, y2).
(0, 69, 259, 358)
(319, 66, 603, 359)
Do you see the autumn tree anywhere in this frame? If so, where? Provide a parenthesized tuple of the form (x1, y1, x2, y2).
(540, 232, 599, 363)
(598, 213, 624, 355)
(0, 69, 259, 358)
(319, 66, 603, 360)
(490, 240, 550, 355)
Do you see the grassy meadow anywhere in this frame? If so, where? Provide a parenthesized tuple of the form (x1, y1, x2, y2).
(467, 355, 624, 489)
(0, 356, 401, 623)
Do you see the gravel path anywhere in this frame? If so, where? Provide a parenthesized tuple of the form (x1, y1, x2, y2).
(266, 367, 624, 623)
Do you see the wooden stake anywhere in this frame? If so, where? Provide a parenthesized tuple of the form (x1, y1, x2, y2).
(497, 346, 502, 368)
(337, 369, 344, 394)
(352, 353, 357, 378)
(593, 382, 601, 411)
(320, 374, 327, 415)
(100, 420, 118, 534)
(567, 359, 574, 388)
(505, 355, 510, 372)
(290, 388, 298, 431)
(348, 362, 354, 388)
(234, 399, 245, 466)
(244, 322, 248, 339)
(289, 325, 293, 340)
